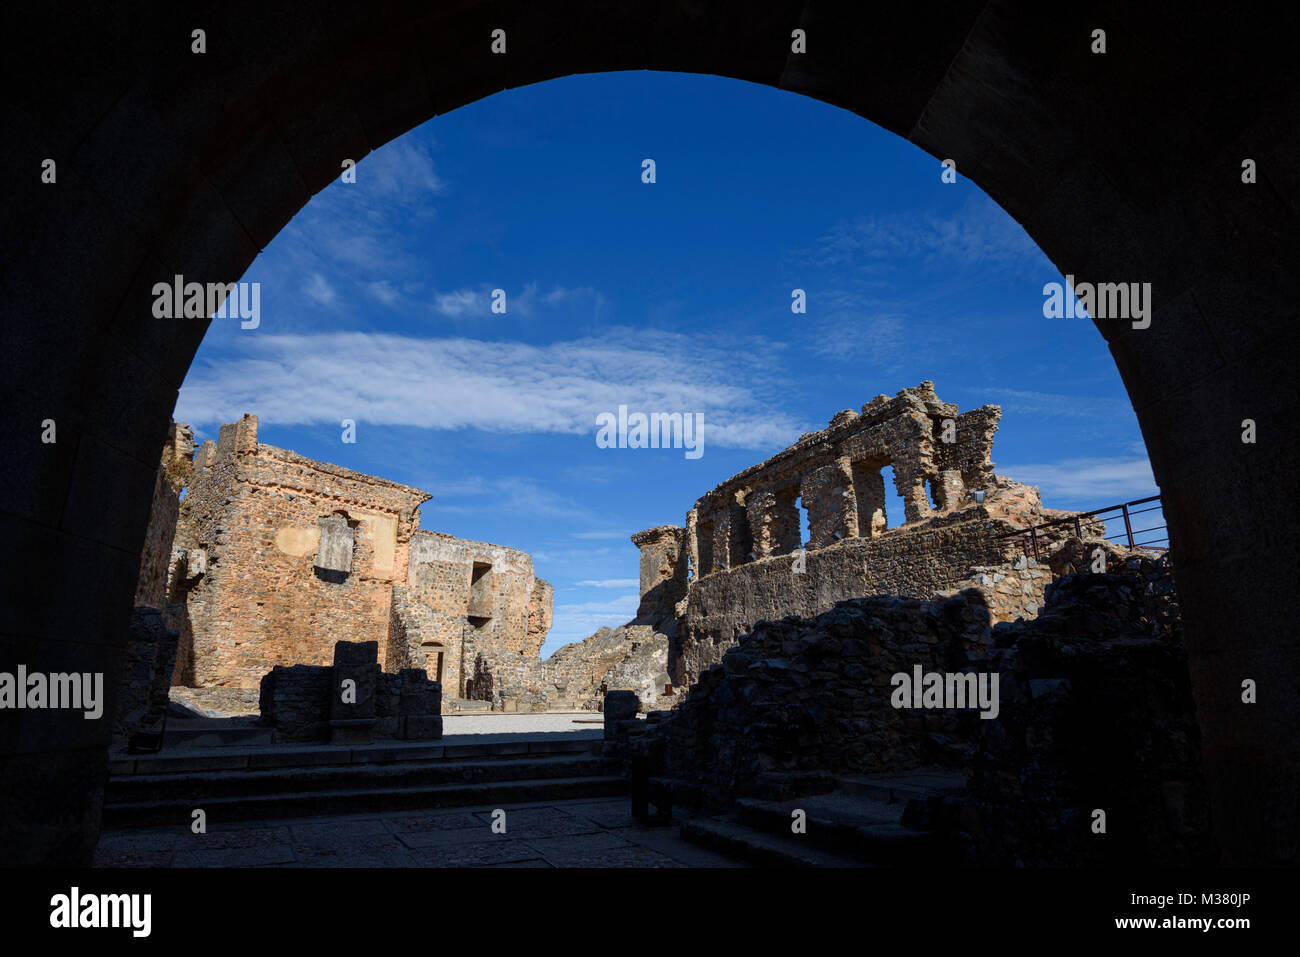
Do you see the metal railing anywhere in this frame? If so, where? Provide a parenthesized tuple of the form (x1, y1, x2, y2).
(998, 494, 1167, 561)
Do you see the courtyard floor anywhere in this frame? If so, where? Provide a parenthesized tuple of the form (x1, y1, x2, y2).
(93, 795, 740, 869)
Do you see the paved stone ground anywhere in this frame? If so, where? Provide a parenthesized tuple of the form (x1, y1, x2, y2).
(441, 712, 613, 736)
(93, 796, 742, 868)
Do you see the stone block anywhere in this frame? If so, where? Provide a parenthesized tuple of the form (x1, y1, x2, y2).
(329, 717, 375, 746)
(604, 689, 640, 721)
(402, 714, 443, 741)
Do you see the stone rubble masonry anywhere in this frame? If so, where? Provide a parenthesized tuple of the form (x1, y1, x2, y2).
(385, 531, 552, 700)
(133, 421, 190, 608)
(639, 546, 1207, 864)
(630, 525, 688, 635)
(150, 413, 551, 704)
(114, 422, 190, 747)
(471, 624, 676, 714)
(258, 640, 442, 744)
(630, 384, 1094, 688)
(112, 608, 180, 748)
(955, 551, 1209, 866)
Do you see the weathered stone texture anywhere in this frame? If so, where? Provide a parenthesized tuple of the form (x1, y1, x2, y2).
(132, 422, 190, 608)
(258, 640, 442, 743)
(958, 553, 1210, 866)
(629, 525, 687, 634)
(112, 607, 180, 748)
(632, 384, 1095, 688)
(641, 551, 1210, 865)
(472, 624, 674, 713)
(158, 414, 551, 700)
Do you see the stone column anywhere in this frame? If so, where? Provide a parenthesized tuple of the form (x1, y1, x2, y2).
(801, 458, 859, 549)
(711, 508, 731, 573)
(770, 486, 803, 554)
(746, 490, 776, 559)
(850, 460, 889, 536)
(727, 494, 753, 565)
(892, 466, 933, 524)
(934, 469, 966, 511)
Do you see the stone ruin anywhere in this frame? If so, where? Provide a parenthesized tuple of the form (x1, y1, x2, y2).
(119, 412, 683, 734)
(614, 544, 1208, 865)
(630, 381, 1096, 690)
(258, 640, 442, 745)
(470, 623, 674, 714)
(165, 414, 553, 702)
(114, 414, 557, 739)
(116, 384, 1113, 740)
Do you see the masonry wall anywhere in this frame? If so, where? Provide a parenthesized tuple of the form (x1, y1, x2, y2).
(633, 385, 1096, 688)
(672, 512, 1018, 687)
(681, 382, 1000, 584)
(472, 624, 674, 713)
(391, 531, 549, 698)
(640, 549, 1209, 867)
(173, 415, 426, 689)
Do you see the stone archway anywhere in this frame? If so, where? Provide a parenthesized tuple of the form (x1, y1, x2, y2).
(3, 1, 1296, 865)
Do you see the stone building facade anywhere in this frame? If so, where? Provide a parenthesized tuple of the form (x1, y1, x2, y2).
(164, 414, 551, 700)
(631, 383, 1090, 687)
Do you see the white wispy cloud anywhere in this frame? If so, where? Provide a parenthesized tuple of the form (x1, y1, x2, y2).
(574, 579, 639, 589)
(800, 193, 1045, 275)
(434, 288, 482, 316)
(998, 456, 1158, 502)
(366, 281, 402, 306)
(303, 273, 337, 307)
(177, 329, 813, 451)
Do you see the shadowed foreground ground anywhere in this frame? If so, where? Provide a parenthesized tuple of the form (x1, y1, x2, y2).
(93, 796, 740, 868)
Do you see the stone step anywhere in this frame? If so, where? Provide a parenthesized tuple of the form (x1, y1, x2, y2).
(834, 769, 966, 804)
(679, 815, 872, 868)
(107, 754, 612, 803)
(103, 775, 629, 828)
(163, 725, 274, 749)
(108, 734, 601, 777)
(733, 794, 943, 866)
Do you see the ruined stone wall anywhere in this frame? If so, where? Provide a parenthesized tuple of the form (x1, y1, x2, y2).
(155, 416, 554, 701)
(401, 531, 548, 697)
(256, 640, 443, 744)
(634, 385, 1096, 687)
(172, 414, 430, 688)
(673, 512, 1016, 687)
(133, 421, 191, 608)
(112, 608, 180, 748)
(959, 553, 1211, 866)
(472, 624, 673, 713)
(643, 550, 1208, 866)
(528, 578, 554, 648)
(684, 382, 998, 579)
(652, 592, 997, 807)
(630, 526, 688, 634)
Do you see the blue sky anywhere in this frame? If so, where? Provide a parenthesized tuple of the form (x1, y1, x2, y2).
(175, 71, 1158, 655)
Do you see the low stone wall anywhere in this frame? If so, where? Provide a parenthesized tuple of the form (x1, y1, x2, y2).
(938, 553, 1051, 622)
(652, 592, 995, 807)
(257, 640, 442, 743)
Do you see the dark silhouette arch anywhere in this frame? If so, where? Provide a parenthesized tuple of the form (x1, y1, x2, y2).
(2, 1, 1296, 865)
